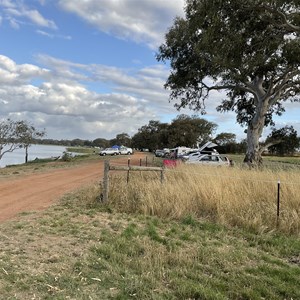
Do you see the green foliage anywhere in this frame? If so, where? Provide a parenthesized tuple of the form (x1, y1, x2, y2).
(92, 138, 110, 148)
(60, 151, 73, 162)
(158, 0, 300, 112)
(131, 114, 217, 150)
(110, 133, 131, 147)
(214, 132, 236, 146)
(157, 0, 300, 163)
(266, 126, 300, 156)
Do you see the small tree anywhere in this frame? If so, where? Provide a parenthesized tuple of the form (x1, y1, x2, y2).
(213, 132, 237, 153)
(17, 121, 46, 163)
(265, 126, 300, 156)
(0, 119, 22, 161)
(0, 119, 46, 163)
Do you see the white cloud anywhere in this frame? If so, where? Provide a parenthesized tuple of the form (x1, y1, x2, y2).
(58, 0, 184, 48)
(24, 9, 57, 29)
(0, 0, 15, 8)
(0, 0, 57, 29)
(36, 29, 72, 40)
(0, 55, 50, 85)
(8, 16, 20, 28)
(2, 53, 298, 141)
(36, 54, 171, 111)
(0, 54, 159, 139)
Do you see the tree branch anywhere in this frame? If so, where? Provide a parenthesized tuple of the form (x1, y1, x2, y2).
(259, 4, 300, 33)
(259, 139, 282, 155)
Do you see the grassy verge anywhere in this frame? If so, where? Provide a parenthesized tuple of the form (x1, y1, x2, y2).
(108, 163, 300, 235)
(0, 152, 101, 179)
(228, 154, 300, 169)
(0, 184, 299, 299)
(66, 147, 98, 154)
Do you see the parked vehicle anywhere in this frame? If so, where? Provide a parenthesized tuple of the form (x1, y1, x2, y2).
(169, 146, 192, 159)
(155, 149, 166, 157)
(99, 148, 120, 156)
(119, 147, 133, 155)
(185, 154, 230, 166)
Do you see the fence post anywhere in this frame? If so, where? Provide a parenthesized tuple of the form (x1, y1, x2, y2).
(146, 156, 148, 167)
(127, 158, 131, 183)
(160, 167, 165, 183)
(140, 158, 142, 166)
(276, 180, 281, 227)
(103, 160, 110, 202)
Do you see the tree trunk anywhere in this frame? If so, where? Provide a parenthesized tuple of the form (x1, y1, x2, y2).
(25, 145, 28, 163)
(244, 124, 264, 166)
(244, 95, 269, 166)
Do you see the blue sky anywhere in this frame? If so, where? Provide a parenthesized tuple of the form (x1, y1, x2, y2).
(0, 0, 299, 141)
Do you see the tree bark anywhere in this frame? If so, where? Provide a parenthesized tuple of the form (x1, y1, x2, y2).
(244, 124, 264, 166)
(25, 146, 28, 163)
(244, 94, 269, 166)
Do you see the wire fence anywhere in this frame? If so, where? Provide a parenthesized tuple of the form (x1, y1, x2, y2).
(103, 156, 300, 232)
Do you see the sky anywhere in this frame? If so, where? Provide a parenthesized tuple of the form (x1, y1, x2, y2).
(0, 0, 299, 142)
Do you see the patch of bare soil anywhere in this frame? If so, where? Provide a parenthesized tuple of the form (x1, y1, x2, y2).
(0, 152, 147, 223)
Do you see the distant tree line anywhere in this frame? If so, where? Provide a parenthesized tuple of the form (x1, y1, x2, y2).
(35, 116, 300, 156)
(34, 132, 132, 149)
(1, 116, 299, 165)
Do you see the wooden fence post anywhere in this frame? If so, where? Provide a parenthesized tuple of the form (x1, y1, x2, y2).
(103, 160, 110, 202)
(160, 167, 165, 183)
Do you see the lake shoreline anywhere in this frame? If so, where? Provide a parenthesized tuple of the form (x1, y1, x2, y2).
(0, 144, 67, 168)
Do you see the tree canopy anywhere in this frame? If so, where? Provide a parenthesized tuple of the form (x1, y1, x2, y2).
(157, 0, 300, 165)
(131, 114, 217, 151)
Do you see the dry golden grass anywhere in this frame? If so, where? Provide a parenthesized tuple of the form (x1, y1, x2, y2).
(108, 164, 300, 235)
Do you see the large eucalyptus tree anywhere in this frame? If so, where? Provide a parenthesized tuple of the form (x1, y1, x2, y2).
(157, 0, 300, 165)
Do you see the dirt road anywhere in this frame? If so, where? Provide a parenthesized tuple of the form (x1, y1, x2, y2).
(0, 153, 146, 223)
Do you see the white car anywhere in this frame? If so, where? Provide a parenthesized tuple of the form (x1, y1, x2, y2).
(119, 147, 133, 155)
(185, 154, 230, 166)
(99, 148, 120, 156)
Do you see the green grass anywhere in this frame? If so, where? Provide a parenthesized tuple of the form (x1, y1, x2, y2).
(66, 146, 98, 154)
(0, 151, 102, 178)
(0, 185, 299, 300)
(228, 154, 300, 169)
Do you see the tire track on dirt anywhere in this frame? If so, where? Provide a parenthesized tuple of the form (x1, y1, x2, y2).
(0, 161, 104, 222)
(0, 153, 146, 223)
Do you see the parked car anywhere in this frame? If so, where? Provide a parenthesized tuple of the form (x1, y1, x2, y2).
(119, 147, 133, 155)
(185, 154, 230, 166)
(155, 149, 166, 157)
(99, 148, 120, 156)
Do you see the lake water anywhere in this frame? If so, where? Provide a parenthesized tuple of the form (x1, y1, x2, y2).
(0, 144, 67, 168)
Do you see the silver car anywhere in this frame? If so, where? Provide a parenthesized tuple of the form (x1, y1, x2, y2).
(185, 154, 230, 166)
(99, 148, 120, 156)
